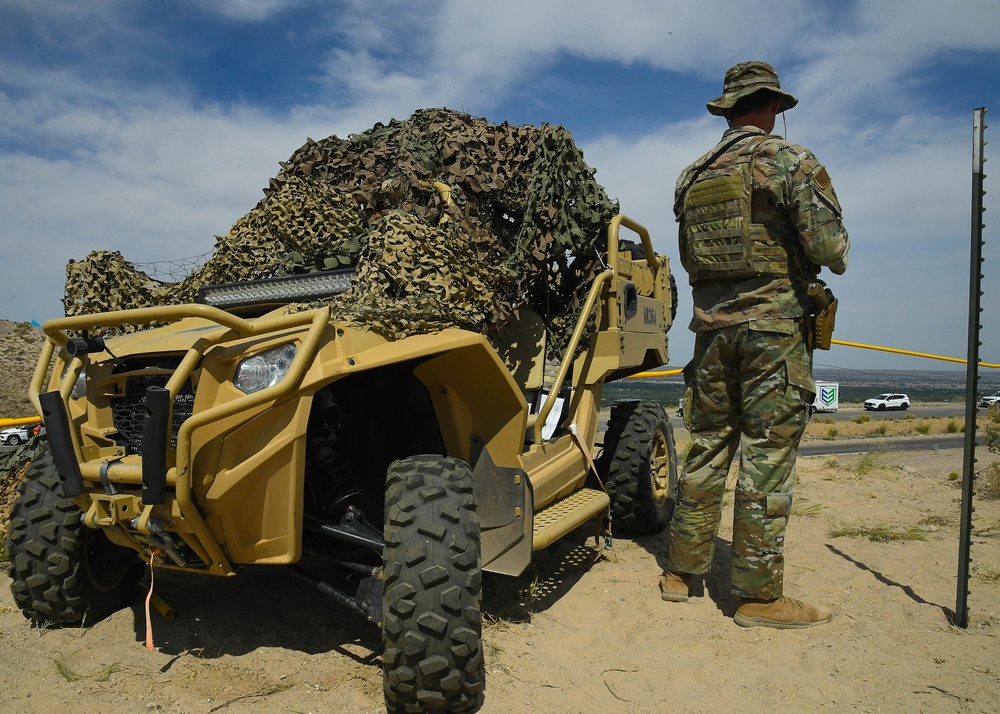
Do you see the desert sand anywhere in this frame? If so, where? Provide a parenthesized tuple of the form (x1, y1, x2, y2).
(0, 423, 997, 713)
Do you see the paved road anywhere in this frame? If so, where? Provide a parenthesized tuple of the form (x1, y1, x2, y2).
(664, 404, 974, 425)
(664, 423, 978, 457)
(661, 403, 984, 458)
(803, 404, 984, 455)
(799, 434, 978, 456)
(817, 404, 972, 422)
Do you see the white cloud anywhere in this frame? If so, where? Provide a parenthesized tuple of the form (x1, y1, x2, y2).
(200, 0, 305, 21)
(4, 0, 304, 24)
(431, 0, 813, 78)
(309, 1, 835, 125)
(0, 75, 306, 322)
(2, 0, 121, 20)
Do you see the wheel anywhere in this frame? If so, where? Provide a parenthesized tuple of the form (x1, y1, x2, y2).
(6, 434, 22, 446)
(382, 456, 483, 713)
(598, 400, 678, 535)
(617, 239, 644, 259)
(669, 271, 679, 323)
(7, 451, 145, 626)
(901, 403, 909, 410)
(877, 404, 886, 410)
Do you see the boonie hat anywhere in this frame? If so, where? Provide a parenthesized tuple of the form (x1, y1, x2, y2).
(706, 61, 798, 116)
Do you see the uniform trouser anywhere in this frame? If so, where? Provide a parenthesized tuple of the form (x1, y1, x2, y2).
(665, 319, 814, 601)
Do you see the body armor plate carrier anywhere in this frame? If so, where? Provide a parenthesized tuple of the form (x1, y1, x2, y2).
(681, 135, 793, 283)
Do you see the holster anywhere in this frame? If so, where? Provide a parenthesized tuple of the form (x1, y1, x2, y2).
(805, 282, 837, 351)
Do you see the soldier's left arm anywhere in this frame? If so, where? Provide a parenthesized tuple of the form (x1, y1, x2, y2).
(773, 145, 851, 275)
(754, 141, 851, 275)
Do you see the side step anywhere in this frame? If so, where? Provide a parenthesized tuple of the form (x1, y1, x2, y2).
(532, 487, 609, 551)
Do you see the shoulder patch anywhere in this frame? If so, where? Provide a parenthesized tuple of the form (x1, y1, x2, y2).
(814, 166, 831, 190)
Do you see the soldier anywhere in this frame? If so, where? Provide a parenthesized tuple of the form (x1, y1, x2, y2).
(661, 61, 849, 628)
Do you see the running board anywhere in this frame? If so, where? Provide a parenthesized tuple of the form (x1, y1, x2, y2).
(532, 487, 609, 551)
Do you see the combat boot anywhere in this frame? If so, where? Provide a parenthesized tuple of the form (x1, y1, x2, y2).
(734, 596, 833, 629)
(659, 571, 693, 602)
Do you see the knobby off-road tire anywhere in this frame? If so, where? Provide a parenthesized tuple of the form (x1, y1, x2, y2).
(7, 451, 145, 626)
(599, 400, 678, 535)
(382, 456, 483, 713)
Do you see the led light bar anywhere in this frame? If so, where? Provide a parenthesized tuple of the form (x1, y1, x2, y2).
(197, 269, 354, 310)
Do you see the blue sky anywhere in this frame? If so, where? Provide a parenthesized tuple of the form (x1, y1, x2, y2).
(2, 0, 999, 373)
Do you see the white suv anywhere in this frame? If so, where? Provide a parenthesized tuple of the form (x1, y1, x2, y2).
(0, 425, 32, 445)
(979, 392, 1000, 408)
(864, 393, 910, 411)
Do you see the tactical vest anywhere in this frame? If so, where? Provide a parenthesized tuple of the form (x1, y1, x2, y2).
(681, 135, 799, 283)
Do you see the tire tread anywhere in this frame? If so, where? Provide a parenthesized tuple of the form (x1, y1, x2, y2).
(598, 400, 677, 535)
(383, 456, 482, 713)
(6, 451, 143, 626)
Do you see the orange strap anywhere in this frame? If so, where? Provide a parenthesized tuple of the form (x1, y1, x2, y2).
(144, 548, 161, 651)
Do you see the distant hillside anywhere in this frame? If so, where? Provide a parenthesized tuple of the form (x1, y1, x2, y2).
(0, 321, 46, 418)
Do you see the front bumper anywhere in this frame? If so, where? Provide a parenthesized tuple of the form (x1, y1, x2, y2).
(32, 304, 333, 575)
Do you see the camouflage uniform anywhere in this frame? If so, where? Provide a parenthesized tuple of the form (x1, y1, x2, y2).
(666, 116, 850, 600)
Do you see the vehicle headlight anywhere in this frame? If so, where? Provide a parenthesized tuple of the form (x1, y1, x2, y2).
(233, 343, 298, 394)
(61, 363, 87, 400)
(72, 370, 87, 400)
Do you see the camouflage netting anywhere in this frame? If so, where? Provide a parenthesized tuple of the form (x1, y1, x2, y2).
(64, 108, 619, 357)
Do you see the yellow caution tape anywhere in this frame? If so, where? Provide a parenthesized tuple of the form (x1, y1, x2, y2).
(626, 339, 999, 379)
(0, 416, 43, 428)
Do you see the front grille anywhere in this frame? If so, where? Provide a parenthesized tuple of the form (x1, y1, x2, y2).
(111, 373, 195, 453)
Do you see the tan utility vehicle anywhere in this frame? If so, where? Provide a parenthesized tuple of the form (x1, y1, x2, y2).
(8, 215, 676, 712)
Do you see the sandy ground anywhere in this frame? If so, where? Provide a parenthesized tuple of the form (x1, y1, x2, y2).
(0, 421, 998, 713)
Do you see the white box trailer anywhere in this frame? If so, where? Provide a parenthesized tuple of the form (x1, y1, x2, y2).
(812, 381, 839, 413)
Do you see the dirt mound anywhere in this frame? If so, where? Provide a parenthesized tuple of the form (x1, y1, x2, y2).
(0, 320, 45, 420)
(0, 320, 47, 542)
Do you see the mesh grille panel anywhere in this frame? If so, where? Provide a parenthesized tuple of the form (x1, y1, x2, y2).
(111, 374, 194, 453)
